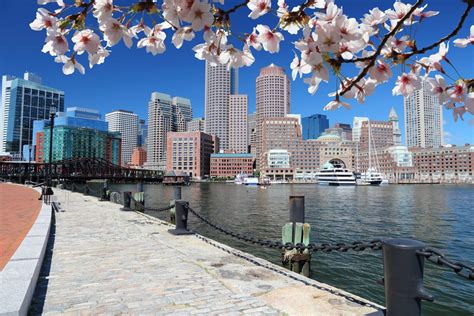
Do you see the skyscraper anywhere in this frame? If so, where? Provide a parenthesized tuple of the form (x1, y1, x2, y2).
(256, 64, 290, 169)
(404, 81, 443, 148)
(172, 97, 192, 132)
(228, 94, 248, 153)
(389, 107, 402, 146)
(248, 112, 257, 155)
(0, 72, 64, 158)
(146, 92, 173, 170)
(301, 114, 329, 140)
(204, 61, 238, 151)
(352, 117, 369, 142)
(187, 118, 205, 132)
(105, 110, 139, 166)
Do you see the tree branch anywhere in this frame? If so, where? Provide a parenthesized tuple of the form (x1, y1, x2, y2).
(339, 0, 425, 96)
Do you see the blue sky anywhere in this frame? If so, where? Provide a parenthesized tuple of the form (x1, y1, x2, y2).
(0, 0, 473, 144)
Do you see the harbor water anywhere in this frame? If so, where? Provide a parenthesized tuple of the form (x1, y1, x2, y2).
(92, 182, 474, 315)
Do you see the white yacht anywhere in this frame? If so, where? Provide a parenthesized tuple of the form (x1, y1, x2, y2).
(316, 159, 356, 186)
(358, 168, 384, 186)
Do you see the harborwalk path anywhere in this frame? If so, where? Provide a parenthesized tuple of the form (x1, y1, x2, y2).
(29, 188, 383, 315)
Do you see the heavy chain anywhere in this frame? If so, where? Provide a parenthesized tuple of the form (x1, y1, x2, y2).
(188, 206, 382, 252)
(417, 248, 474, 280)
(131, 196, 175, 213)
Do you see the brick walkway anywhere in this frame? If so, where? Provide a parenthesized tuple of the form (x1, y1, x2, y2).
(30, 189, 381, 315)
(0, 183, 41, 270)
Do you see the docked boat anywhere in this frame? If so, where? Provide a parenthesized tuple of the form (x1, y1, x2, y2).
(358, 168, 384, 186)
(316, 159, 356, 186)
(244, 177, 259, 185)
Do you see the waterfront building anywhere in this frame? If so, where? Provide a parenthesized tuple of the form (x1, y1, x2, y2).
(228, 95, 248, 153)
(358, 120, 395, 151)
(146, 92, 173, 170)
(248, 112, 257, 155)
(0, 72, 64, 158)
(256, 64, 291, 169)
(410, 145, 473, 183)
(404, 81, 443, 148)
(166, 131, 218, 179)
(187, 117, 205, 132)
(137, 119, 148, 147)
(301, 114, 329, 140)
(105, 110, 139, 166)
(172, 96, 192, 132)
(210, 153, 254, 178)
(131, 147, 147, 168)
(205, 61, 238, 151)
(334, 123, 352, 141)
(389, 107, 402, 146)
(316, 132, 354, 172)
(352, 117, 368, 142)
(34, 107, 121, 164)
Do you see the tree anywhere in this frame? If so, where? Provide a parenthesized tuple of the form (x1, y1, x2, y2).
(30, 0, 474, 121)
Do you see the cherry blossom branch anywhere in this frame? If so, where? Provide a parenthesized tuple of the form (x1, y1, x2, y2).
(339, 0, 425, 96)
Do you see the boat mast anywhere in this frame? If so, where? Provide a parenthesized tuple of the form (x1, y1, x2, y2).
(368, 119, 372, 172)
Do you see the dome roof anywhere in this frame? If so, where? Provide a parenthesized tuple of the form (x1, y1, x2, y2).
(316, 134, 342, 142)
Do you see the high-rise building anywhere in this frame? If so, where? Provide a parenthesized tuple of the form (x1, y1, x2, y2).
(33, 107, 121, 164)
(105, 110, 139, 166)
(166, 131, 218, 179)
(404, 81, 443, 148)
(204, 61, 238, 151)
(359, 120, 396, 151)
(147, 92, 173, 170)
(389, 107, 402, 146)
(256, 64, 291, 169)
(248, 112, 257, 155)
(334, 123, 352, 141)
(187, 118, 205, 132)
(228, 94, 248, 153)
(352, 117, 369, 142)
(172, 97, 192, 132)
(301, 114, 329, 140)
(0, 72, 64, 158)
(137, 119, 148, 147)
(131, 147, 147, 168)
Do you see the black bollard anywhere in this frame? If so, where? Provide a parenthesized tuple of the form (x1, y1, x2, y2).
(173, 186, 182, 200)
(83, 185, 90, 195)
(120, 191, 132, 211)
(382, 238, 434, 316)
(168, 200, 193, 235)
(289, 195, 305, 242)
(100, 180, 109, 201)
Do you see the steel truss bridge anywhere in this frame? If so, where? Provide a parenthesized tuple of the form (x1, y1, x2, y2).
(0, 157, 163, 183)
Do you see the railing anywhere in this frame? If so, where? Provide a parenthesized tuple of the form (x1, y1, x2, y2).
(56, 183, 473, 316)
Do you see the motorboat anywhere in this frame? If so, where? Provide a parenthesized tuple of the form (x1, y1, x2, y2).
(316, 159, 356, 186)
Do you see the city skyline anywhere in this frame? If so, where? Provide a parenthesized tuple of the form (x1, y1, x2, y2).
(1, 0, 472, 146)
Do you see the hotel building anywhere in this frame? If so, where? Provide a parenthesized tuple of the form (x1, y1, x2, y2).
(210, 153, 254, 178)
(105, 110, 139, 166)
(0, 72, 64, 158)
(228, 95, 248, 153)
(404, 81, 443, 148)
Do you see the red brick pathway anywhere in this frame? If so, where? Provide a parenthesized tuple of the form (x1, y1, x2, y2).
(0, 184, 41, 270)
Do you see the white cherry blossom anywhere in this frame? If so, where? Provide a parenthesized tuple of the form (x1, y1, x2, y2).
(38, 0, 65, 6)
(72, 29, 101, 55)
(324, 96, 351, 110)
(290, 54, 311, 80)
(172, 27, 195, 49)
(452, 106, 467, 122)
(314, 2, 342, 24)
(246, 28, 262, 51)
(385, 1, 414, 25)
(256, 25, 284, 53)
(464, 93, 474, 115)
(369, 60, 393, 83)
(448, 83, 466, 103)
(186, 1, 213, 31)
(392, 72, 421, 96)
(304, 76, 323, 95)
(100, 18, 133, 48)
(362, 8, 387, 27)
(42, 30, 68, 56)
(93, 0, 114, 23)
(30, 8, 57, 31)
(454, 25, 474, 48)
(247, 0, 271, 20)
(88, 46, 110, 68)
(219, 45, 255, 69)
(413, 4, 439, 20)
(130, 21, 152, 37)
(426, 75, 448, 104)
(54, 55, 85, 75)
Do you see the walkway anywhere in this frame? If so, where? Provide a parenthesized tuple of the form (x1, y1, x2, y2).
(30, 189, 382, 315)
(0, 183, 41, 270)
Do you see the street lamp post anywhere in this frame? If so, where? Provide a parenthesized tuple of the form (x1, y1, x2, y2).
(48, 106, 56, 188)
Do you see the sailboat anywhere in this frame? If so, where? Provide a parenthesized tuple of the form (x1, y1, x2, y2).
(357, 120, 388, 186)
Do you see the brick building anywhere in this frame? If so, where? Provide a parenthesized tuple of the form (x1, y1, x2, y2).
(131, 147, 147, 168)
(210, 153, 254, 178)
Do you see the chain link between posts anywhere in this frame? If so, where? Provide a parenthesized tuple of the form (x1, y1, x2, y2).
(131, 196, 175, 213)
(417, 248, 474, 280)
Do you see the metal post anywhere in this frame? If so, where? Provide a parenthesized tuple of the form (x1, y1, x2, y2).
(289, 196, 305, 241)
(382, 238, 434, 316)
(137, 182, 144, 193)
(168, 200, 193, 235)
(48, 107, 56, 188)
(120, 191, 132, 211)
(100, 180, 108, 201)
(173, 186, 182, 200)
(83, 185, 89, 195)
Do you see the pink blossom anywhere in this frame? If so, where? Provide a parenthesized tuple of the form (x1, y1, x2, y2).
(256, 25, 284, 53)
(54, 55, 85, 75)
(369, 60, 393, 83)
(447, 83, 466, 103)
(390, 35, 409, 52)
(72, 29, 101, 55)
(247, 0, 271, 20)
(314, 2, 342, 24)
(185, 1, 213, 31)
(88, 46, 110, 68)
(41, 30, 68, 56)
(246, 28, 262, 51)
(426, 75, 448, 104)
(38, 0, 65, 6)
(392, 72, 421, 96)
(100, 18, 133, 48)
(452, 106, 467, 122)
(413, 4, 439, 20)
(219, 45, 255, 69)
(464, 93, 474, 115)
(304, 76, 322, 95)
(324, 97, 351, 110)
(30, 8, 57, 31)
(172, 27, 195, 49)
(290, 54, 311, 80)
(386, 1, 413, 25)
(93, 0, 114, 23)
(454, 25, 474, 48)
(362, 8, 387, 27)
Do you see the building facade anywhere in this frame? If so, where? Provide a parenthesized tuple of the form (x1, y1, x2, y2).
(248, 112, 257, 155)
(358, 120, 395, 151)
(210, 153, 254, 178)
(301, 114, 329, 140)
(147, 92, 173, 170)
(131, 147, 147, 168)
(1, 73, 64, 158)
(204, 61, 238, 151)
(228, 94, 248, 153)
(172, 96, 192, 132)
(105, 110, 139, 166)
(187, 118, 205, 132)
(137, 119, 148, 147)
(352, 117, 368, 142)
(166, 131, 218, 179)
(334, 123, 352, 141)
(256, 64, 291, 169)
(404, 81, 443, 148)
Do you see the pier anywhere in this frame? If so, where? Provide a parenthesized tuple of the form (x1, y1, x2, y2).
(25, 187, 381, 315)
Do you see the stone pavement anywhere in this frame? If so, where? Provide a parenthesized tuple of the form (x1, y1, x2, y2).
(30, 188, 383, 315)
(0, 183, 41, 270)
